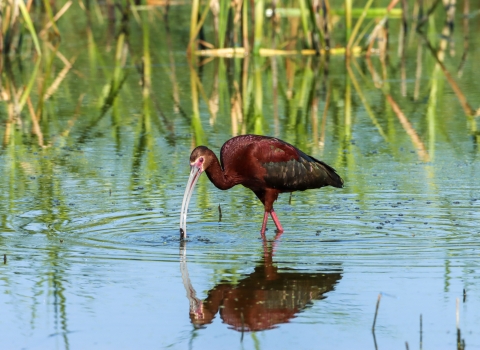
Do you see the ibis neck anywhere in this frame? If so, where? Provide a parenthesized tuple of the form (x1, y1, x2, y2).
(204, 151, 236, 190)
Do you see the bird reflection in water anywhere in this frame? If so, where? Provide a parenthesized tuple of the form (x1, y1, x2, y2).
(180, 237, 342, 332)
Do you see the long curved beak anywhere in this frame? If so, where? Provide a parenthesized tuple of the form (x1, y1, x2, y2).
(179, 165, 202, 239)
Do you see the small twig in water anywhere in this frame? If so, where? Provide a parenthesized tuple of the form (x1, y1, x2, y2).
(457, 328, 465, 350)
(456, 298, 460, 329)
(405, 341, 409, 350)
(420, 314, 423, 350)
(3, 254, 6, 264)
(456, 300, 466, 350)
(372, 328, 379, 350)
(455, 298, 466, 349)
(218, 204, 222, 222)
(372, 293, 382, 332)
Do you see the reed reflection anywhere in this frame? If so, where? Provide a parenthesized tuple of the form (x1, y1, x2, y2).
(180, 239, 342, 332)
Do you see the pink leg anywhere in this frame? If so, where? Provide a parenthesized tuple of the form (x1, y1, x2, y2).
(270, 209, 284, 233)
(260, 211, 269, 236)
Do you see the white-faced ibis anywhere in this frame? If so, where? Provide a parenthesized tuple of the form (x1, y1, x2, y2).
(180, 134, 343, 239)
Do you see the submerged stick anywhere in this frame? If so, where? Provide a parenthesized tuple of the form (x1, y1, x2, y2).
(456, 298, 465, 350)
(456, 297, 459, 329)
(420, 314, 423, 350)
(3, 254, 6, 264)
(372, 325, 379, 350)
(372, 293, 382, 332)
(218, 204, 222, 222)
(457, 328, 465, 350)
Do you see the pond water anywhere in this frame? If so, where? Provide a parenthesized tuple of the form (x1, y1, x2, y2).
(1, 5, 480, 350)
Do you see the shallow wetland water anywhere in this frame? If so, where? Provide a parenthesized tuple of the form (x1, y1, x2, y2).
(1, 3, 480, 349)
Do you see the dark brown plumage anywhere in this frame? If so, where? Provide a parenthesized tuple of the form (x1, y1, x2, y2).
(180, 134, 343, 238)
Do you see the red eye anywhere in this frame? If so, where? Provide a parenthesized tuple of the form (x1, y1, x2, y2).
(199, 158, 204, 163)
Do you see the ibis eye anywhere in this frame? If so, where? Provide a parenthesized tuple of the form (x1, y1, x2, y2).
(199, 157, 204, 163)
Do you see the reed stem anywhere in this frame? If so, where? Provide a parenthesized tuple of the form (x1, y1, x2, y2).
(188, 0, 200, 55)
(345, 0, 352, 43)
(242, 0, 249, 52)
(254, 0, 264, 54)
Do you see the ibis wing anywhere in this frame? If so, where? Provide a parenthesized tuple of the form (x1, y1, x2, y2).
(219, 134, 343, 191)
(253, 138, 344, 191)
